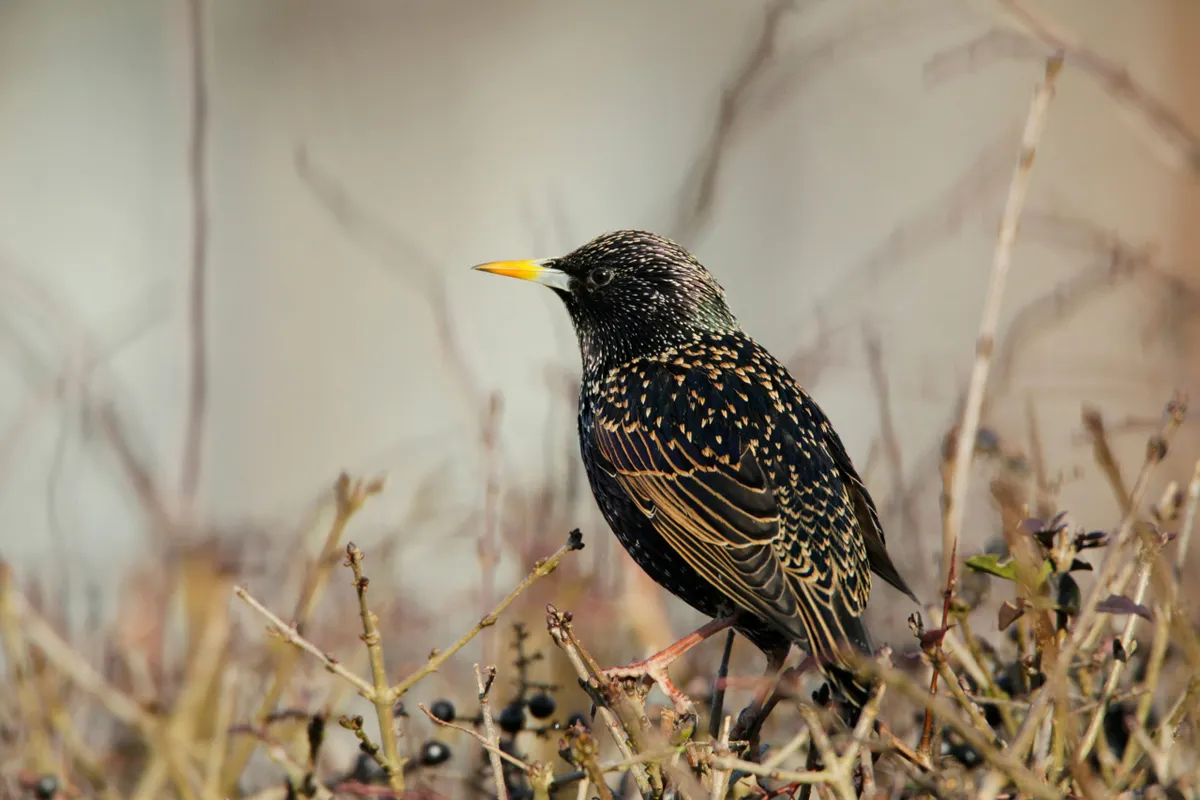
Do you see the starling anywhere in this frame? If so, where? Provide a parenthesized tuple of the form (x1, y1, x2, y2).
(474, 230, 916, 724)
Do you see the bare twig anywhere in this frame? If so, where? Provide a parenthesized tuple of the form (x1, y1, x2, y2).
(0, 563, 55, 776)
(232, 585, 375, 698)
(345, 543, 405, 792)
(222, 473, 383, 792)
(992, 395, 1186, 787)
(419, 701, 530, 773)
(1175, 459, 1200, 575)
(941, 52, 1063, 585)
(544, 604, 654, 797)
(670, 0, 794, 243)
(709, 715, 734, 800)
(998, 0, 1200, 176)
(850, 654, 1061, 800)
(1078, 520, 1165, 761)
(180, 0, 210, 508)
(387, 529, 584, 702)
(474, 664, 509, 800)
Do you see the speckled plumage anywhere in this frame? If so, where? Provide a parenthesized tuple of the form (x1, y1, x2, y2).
(477, 230, 916, 718)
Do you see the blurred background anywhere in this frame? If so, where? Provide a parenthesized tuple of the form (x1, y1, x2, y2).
(1, 0, 1198, 789)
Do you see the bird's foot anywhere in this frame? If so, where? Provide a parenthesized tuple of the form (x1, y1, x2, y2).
(600, 659, 696, 717)
(598, 614, 738, 717)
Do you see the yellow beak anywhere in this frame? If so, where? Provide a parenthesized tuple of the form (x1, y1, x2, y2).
(471, 259, 573, 292)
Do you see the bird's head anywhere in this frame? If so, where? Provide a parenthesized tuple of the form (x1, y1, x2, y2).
(473, 230, 739, 372)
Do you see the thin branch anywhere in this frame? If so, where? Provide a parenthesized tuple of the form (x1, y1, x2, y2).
(941, 52, 1063, 585)
(419, 701, 530, 774)
(0, 563, 55, 775)
(222, 473, 382, 792)
(474, 664, 509, 800)
(849, 654, 1062, 800)
(708, 715, 734, 800)
(232, 585, 375, 698)
(669, 0, 794, 243)
(344, 543, 405, 792)
(180, 0, 210, 508)
(386, 529, 584, 703)
(997, 0, 1200, 176)
(994, 395, 1186, 780)
(1175, 459, 1200, 575)
(544, 604, 654, 797)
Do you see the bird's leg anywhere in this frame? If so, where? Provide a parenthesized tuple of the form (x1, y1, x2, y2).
(600, 614, 738, 715)
(729, 647, 790, 753)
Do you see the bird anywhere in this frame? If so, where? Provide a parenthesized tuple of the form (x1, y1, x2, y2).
(473, 229, 916, 726)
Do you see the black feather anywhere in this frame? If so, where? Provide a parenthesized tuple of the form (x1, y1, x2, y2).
(484, 230, 916, 718)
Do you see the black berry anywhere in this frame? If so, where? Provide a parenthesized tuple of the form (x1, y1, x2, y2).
(566, 711, 589, 730)
(420, 739, 451, 766)
(527, 692, 556, 719)
(498, 702, 525, 734)
(429, 699, 455, 723)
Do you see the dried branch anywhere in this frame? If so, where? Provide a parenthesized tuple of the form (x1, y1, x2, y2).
(708, 715, 733, 800)
(232, 586, 375, 698)
(387, 529, 584, 702)
(474, 664, 509, 800)
(941, 53, 1063, 585)
(669, 0, 794, 243)
(221, 472, 382, 791)
(418, 701, 530, 773)
(997, 0, 1200, 176)
(1175, 459, 1200, 575)
(180, 0, 210, 508)
(544, 604, 654, 797)
(345, 543, 405, 791)
(0, 563, 55, 776)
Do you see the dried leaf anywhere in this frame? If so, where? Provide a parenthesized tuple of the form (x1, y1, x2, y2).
(998, 600, 1027, 631)
(920, 624, 955, 650)
(1096, 594, 1154, 621)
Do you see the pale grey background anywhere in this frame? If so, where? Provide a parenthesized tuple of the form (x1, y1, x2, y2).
(1, 0, 1197, 652)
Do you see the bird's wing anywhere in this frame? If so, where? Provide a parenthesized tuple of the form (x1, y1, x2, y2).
(803, 390, 918, 602)
(591, 393, 873, 666)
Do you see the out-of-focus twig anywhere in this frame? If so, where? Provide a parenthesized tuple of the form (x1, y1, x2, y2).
(180, 0, 210, 509)
(669, 0, 794, 243)
(997, 0, 1200, 177)
(0, 563, 55, 776)
(221, 473, 382, 792)
(988, 395, 1186, 791)
(941, 52, 1063, 585)
(545, 604, 655, 797)
(295, 148, 485, 438)
(232, 587, 375, 698)
(387, 529, 584, 703)
(1175, 459, 1200, 575)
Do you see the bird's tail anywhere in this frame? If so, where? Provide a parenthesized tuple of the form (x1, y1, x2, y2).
(803, 595, 877, 728)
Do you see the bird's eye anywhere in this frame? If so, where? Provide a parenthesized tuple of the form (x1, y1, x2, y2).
(589, 268, 613, 288)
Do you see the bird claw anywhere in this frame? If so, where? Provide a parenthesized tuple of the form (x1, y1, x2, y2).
(600, 661, 696, 717)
